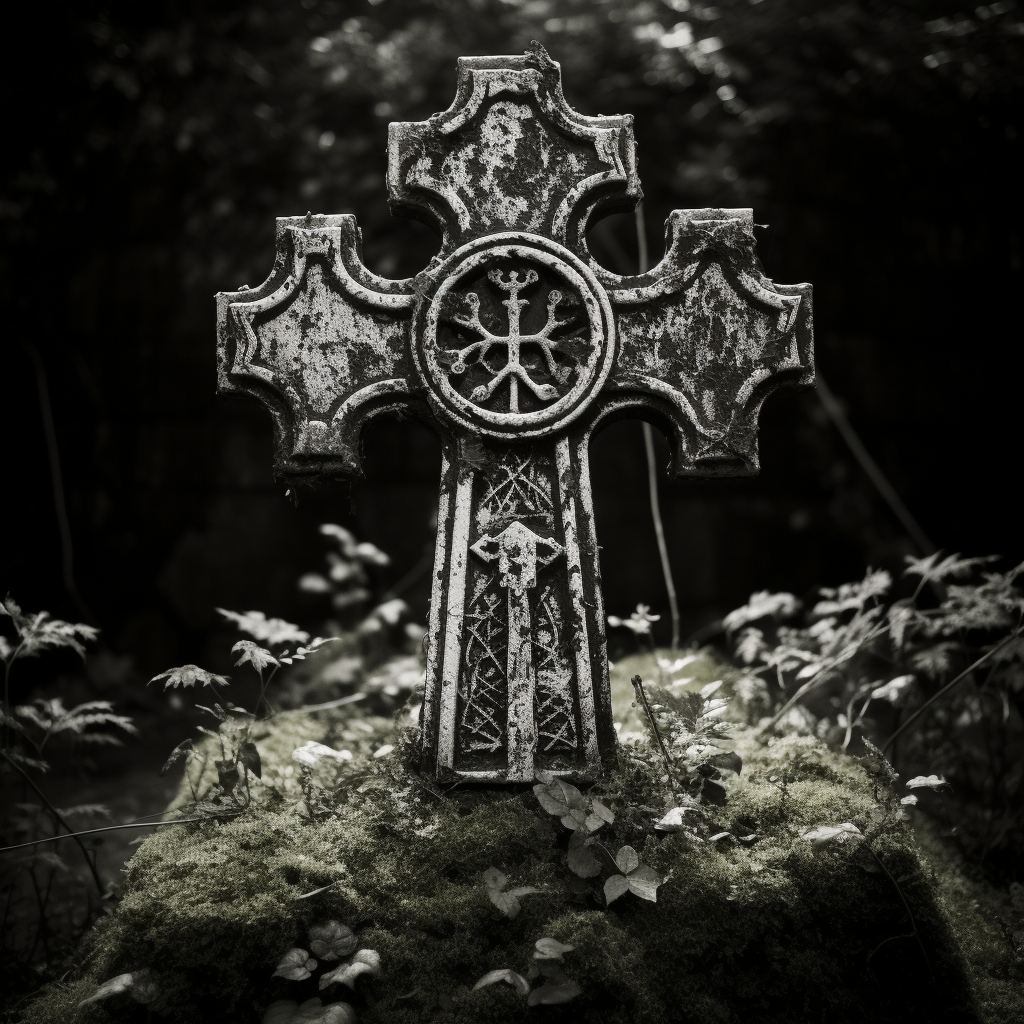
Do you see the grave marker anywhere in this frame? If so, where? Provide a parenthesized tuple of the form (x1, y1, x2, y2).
(216, 48, 813, 783)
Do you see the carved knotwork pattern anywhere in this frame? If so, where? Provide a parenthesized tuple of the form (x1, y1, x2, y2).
(534, 584, 578, 754)
(458, 586, 507, 754)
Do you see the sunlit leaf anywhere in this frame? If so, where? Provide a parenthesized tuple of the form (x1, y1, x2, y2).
(472, 968, 530, 997)
(870, 675, 915, 705)
(79, 973, 134, 1006)
(149, 665, 230, 690)
(232, 640, 279, 673)
(1, 595, 99, 660)
(534, 937, 575, 960)
(217, 608, 309, 646)
(906, 774, 950, 790)
(801, 823, 863, 847)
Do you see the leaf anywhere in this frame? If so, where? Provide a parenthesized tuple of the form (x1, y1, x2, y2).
(532, 776, 583, 817)
(149, 665, 230, 690)
(589, 798, 615, 825)
(309, 921, 357, 961)
(215, 759, 240, 791)
(354, 541, 390, 566)
(232, 640, 279, 673)
(801, 823, 863, 847)
(604, 874, 631, 905)
(906, 774, 950, 791)
(709, 750, 742, 774)
(723, 591, 800, 633)
(263, 1000, 301, 1024)
(160, 739, 193, 776)
(472, 968, 530, 998)
(870, 675, 915, 705)
(655, 806, 697, 831)
(903, 551, 996, 586)
(319, 949, 381, 990)
(299, 1001, 357, 1024)
(534, 938, 574, 960)
(1, 596, 98, 660)
(79, 973, 134, 1006)
(627, 865, 663, 902)
(292, 741, 352, 767)
(614, 846, 640, 875)
(238, 741, 262, 779)
(274, 948, 317, 981)
(217, 608, 310, 646)
(483, 866, 541, 918)
(901, 795, 919, 806)
(527, 967, 583, 1006)
(707, 832, 735, 842)
(566, 829, 601, 878)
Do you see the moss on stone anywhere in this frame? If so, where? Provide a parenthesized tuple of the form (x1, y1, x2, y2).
(19, 657, 1021, 1023)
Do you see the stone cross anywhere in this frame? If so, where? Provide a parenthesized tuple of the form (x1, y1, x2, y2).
(216, 49, 813, 784)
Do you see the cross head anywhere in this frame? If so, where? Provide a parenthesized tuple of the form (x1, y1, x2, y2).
(216, 48, 813, 784)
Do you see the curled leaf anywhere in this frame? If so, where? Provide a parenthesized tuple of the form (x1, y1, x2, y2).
(309, 920, 357, 961)
(79, 973, 134, 1006)
(319, 949, 381, 990)
(906, 774, 950, 791)
(273, 948, 317, 981)
(160, 739, 193, 776)
(473, 968, 530, 998)
(801, 823, 863, 848)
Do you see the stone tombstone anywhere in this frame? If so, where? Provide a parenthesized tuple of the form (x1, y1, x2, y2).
(215, 48, 813, 784)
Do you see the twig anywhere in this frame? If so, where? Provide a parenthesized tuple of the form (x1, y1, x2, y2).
(630, 674, 675, 776)
(816, 373, 935, 556)
(0, 816, 226, 854)
(882, 627, 1022, 754)
(21, 342, 95, 623)
(865, 844, 933, 980)
(0, 749, 104, 897)
(635, 204, 681, 651)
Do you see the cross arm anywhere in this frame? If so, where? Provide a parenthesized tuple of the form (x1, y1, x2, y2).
(216, 214, 422, 481)
(595, 208, 813, 477)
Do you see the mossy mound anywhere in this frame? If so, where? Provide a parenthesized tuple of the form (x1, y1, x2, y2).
(19, 655, 1019, 1024)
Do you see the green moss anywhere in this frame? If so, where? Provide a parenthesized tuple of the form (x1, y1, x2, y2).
(21, 660, 1022, 1023)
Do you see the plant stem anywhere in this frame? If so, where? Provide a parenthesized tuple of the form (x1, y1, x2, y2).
(0, 749, 104, 897)
(0, 815, 228, 854)
(866, 843, 933, 980)
(635, 203, 681, 651)
(882, 626, 1022, 753)
(631, 674, 675, 776)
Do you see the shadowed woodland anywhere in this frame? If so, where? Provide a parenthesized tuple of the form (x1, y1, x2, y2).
(2, 1, 1023, 1021)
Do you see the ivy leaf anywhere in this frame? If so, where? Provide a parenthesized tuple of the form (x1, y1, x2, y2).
(319, 949, 381, 990)
(603, 874, 631, 905)
(273, 948, 317, 981)
(160, 739, 193, 776)
(566, 828, 601, 878)
(149, 665, 230, 690)
(232, 640, 279, 673)
(308, 920, 357, 961)
(483, 866, 542, 918)
(604, 846, 664, 903)
(655, 805, 697, 832)
(906, 774, 950, 791)
(472, 968, 530, 998)
(534, 938, 574, 960)
(238, 741, 262, 779)
(615, 845, 640, 875)
(532, 773, 584, 818)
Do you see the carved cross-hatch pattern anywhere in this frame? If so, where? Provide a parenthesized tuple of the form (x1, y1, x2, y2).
(216, 47, 814, 783)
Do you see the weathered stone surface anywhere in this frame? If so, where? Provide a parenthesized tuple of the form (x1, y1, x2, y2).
(215, 47, 814, 784)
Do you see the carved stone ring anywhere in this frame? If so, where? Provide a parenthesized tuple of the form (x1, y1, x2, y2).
(412, 233, 615, 439)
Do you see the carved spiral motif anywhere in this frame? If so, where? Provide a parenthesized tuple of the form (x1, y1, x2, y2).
(413, 234, 615, 439)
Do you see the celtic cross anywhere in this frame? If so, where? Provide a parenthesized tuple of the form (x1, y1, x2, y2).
(215, 49, 814, 784)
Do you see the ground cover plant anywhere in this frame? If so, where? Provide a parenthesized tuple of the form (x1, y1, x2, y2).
(5, 536, 1024, 1023)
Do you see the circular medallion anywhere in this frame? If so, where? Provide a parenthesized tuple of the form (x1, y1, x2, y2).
(412, 234, 615, 439)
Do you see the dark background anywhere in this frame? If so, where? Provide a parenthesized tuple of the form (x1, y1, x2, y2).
(2, 0, 1021, 677)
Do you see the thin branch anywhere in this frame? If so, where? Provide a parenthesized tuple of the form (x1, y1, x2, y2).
(635, 204, 680, 650)
(882, 627, 1022, 754)
(630, 674, 675, 776)
(0, 749, 104, 897)
(0, 816, 224, 854)
(816, 372, 935, 556)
